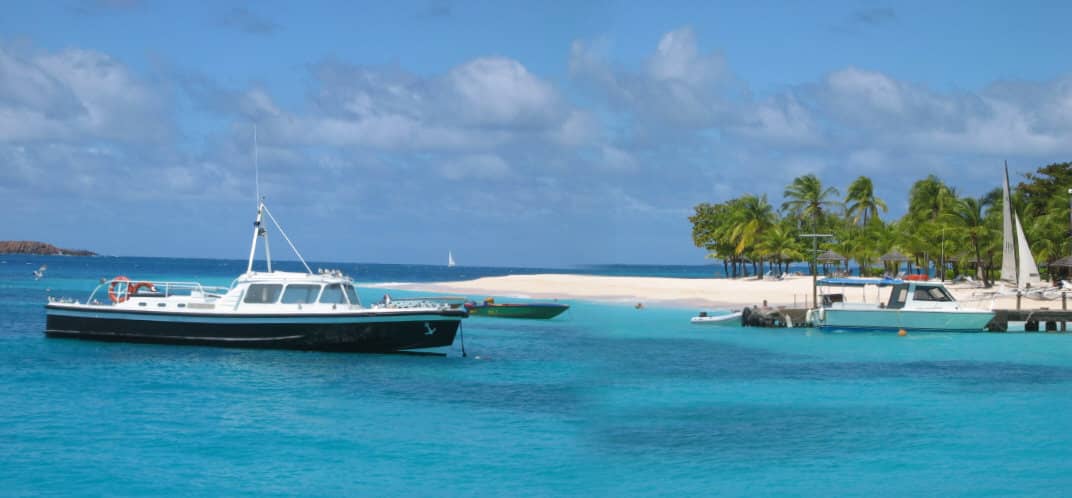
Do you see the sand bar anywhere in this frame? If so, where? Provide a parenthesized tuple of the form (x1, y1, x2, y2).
(371, 274, 1063, 311)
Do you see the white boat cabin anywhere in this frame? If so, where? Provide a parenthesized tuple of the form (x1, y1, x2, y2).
(64, 270, 373, 314)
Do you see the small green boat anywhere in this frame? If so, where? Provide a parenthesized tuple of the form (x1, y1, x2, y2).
(464, 300, 569, 319)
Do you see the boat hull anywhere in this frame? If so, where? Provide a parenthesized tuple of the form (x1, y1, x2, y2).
(45, 305, 464, 353)
(690, 312, 742, 325)
(466, 303, 569, 319)
(817, 308, 994, 332)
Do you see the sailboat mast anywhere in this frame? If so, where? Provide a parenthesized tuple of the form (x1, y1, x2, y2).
(1000, 162, 1018, 286)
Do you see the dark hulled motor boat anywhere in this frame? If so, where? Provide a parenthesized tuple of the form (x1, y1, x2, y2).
(45, 201, 466, 353)
(464, 298, 569, 319)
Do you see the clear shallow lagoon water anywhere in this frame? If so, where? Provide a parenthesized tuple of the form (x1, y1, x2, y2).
(3, 255, 1072, 495)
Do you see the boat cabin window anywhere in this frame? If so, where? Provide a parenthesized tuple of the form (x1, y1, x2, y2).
(244, 284, 283, 304)
(822, 293, 844, 306)
(318, 284, 359, 304)
(913, 286, 953, 302)
(281, 284, 321, 304)
(319, 284, 347, 304)
(886, 285, 908, 309)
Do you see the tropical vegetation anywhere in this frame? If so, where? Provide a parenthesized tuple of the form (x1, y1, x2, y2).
(689, 162, 1072, 285)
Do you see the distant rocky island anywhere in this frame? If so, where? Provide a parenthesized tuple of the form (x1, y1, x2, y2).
(0, 241, 96, 256)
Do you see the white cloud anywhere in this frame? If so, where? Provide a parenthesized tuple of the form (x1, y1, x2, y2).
(732, 95, 823, 146)
(813, 67, 1072, 156)
(825, 67, 907, 116)
(0, 45, 170, 144)
(444, 57, 563, 127)
(235, 57, 583, 153)
(570, 26, 743, 130)
(909, 98, 1068, 156)
(647, 27, 726, 87)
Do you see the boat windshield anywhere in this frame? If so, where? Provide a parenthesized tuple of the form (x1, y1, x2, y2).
(244, 284, 283, 304)
(886, 284, 908, 309)
(319, 284, 346, 304)
(319, 283, 360, 305)
(281, 284, 321, 304)
(913, 286, 954, 302)
(344, 284, 360, 305)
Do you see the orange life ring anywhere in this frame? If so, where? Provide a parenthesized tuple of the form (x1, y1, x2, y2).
(128, 281, 157, 296)
(108, 276, 131, 303)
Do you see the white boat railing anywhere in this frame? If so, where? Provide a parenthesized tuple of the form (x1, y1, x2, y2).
(87, 278, 230, 304)
(372, 296, 464, 310)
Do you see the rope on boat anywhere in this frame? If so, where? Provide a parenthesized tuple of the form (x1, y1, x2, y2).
(261, 204, 313, 274)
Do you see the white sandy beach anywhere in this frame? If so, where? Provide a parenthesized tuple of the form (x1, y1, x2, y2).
(372, 274, 1067, 311)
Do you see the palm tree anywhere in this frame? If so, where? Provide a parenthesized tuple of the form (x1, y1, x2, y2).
(832, 221, 887, 276)
(723, 195, 776, 276)
(844, 176, 888, 226)
(756, 222, 804, 275)
(902, 175, 959, 274)
(1024, 194, 1069, 276)
(730, 195, 775, 256)
(945, 196, 993, 284)
(782, 174, 841, 230)
(907, 175, 956, 222)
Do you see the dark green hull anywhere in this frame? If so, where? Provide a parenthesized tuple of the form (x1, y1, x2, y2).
(465, 303, 569, 319)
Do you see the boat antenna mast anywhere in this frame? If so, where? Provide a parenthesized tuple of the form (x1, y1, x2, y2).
(255, 124, 260, 207)
(247, 125, 271, 273)
(244, 124, 313, 275)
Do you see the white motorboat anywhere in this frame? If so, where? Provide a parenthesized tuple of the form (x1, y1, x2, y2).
(808, 280, 994, 332)
(45, 201, 467, 353)
(690, 311, 742, 325)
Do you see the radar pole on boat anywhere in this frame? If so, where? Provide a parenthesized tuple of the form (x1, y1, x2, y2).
(255, 124, 259, 208)
(244, 124, 313, 276)
(247, 125, 265, 274)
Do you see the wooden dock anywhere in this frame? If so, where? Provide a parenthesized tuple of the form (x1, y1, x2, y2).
(742, 306, 1072, 332)
(987, 309, 1072, 332)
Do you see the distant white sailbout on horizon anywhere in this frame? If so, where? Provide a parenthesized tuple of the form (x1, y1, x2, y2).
(448, 251, 456, 268)
(1000, 163, 1043, 290)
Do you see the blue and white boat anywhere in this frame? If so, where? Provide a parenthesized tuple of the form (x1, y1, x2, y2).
(808, 279, 994, 332)
(44, 201, 466, 353)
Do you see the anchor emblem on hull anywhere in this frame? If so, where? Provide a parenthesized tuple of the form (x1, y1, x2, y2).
(423, 322, 436, 335)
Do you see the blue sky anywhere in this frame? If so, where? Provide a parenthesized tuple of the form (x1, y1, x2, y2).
(2, 1, 1072, 266)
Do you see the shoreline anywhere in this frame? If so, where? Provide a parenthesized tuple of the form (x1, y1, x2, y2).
(371, 273, 1065, 311)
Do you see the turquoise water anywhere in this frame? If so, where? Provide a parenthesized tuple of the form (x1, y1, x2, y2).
(3, 256, 1072, 495)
